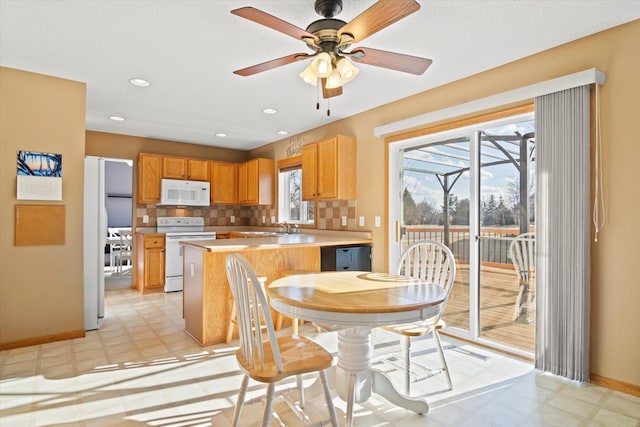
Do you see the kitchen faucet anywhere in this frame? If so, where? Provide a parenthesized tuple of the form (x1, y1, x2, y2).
(278, 221, 291, 234)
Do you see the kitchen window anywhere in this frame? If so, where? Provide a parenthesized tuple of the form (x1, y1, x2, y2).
(278, 158, 314, 225)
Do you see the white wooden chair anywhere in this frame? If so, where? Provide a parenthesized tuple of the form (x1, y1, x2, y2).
(225, 253, 338, 427)
(225, 275, 267, 344)
(509, 232, 535, 322)
(381, 240, 457, 395)
(114, 228, 133, 275)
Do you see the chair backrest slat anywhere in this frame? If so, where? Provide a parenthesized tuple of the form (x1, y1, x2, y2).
(226, 253, 282, 373)
(396, 240, 457, 319)
(509, 233, 535, 282)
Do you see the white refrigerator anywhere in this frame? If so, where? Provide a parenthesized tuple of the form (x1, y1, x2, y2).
(83, 156, 106, 330)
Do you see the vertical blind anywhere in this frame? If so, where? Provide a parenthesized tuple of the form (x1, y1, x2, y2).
(534, 85, 590, 382)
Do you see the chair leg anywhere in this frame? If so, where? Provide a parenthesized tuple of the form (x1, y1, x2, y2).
(513, 283, 525, 320)
(292, 317, 299, 335)
(433, 330, 452, 390)
(226, 303, 236, 344)
(232, 374, 249, 427)
(319, 369, 339, 427)
(346, 372, 356, 427)
(296, 374, 305, 408)
(275, 312, 284, 331)
(262, 382, 276, 427)
(400, 335, 411, 395)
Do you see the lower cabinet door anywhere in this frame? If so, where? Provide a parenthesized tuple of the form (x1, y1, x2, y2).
(145, 248, 165, 288)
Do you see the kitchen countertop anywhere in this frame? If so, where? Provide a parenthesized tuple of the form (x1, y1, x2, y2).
(180, 232, 372, 252)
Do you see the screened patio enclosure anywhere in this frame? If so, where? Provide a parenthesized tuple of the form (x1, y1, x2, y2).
(400, 118, 536, 353)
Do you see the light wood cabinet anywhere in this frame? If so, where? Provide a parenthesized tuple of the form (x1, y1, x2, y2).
(163, 157, 209, 181)
(209, 160, 237, 204)
(238, 158, 274, 205)
(138, 153, 162, 203)
(302, 135, 356, 200)
(135, 233, 165, 293)
(162, 156, 186, 179)
(187, 159, 209, 181)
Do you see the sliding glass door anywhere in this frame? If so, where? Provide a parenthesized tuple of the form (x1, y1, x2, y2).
(399, 136, 472, 333)
(389, 112, 535, 355)
(477, 120, 536, 353)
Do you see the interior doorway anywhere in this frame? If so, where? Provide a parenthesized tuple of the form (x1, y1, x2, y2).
(104, 159, 134, 289)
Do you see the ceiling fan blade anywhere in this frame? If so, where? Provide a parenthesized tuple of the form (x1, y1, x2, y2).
(351, 47, 432, 75)
(232, 7, 317, 43)
(321, 78, 343, 99)
(337, 0, 420, 44)
(234, 53, 310, 76)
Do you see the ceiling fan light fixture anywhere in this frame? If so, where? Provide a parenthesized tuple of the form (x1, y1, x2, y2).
(299, 64, 318, 86)
(310, 52, 332, 78)
(325, 68, 343, 89)
(336, 58, 359, 83)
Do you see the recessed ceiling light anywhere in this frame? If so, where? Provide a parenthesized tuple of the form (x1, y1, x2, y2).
(276, 130, 289, 135)
(215, 132, 227, 137)
(129, 78, 150, 87)
(262, 108, 278, 114)
(109, 115, 125, 121)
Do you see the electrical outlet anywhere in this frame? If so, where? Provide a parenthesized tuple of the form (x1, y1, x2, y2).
(142, 215, 149, 224)
(341, 216, 347, 226)
(262, 216, 266, 224)
(375, 216, 381, 227)
(359, 216, 365, 227)
(230, 215, 235, 224)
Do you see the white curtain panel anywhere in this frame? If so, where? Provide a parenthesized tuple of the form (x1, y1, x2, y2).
(534, 85, 590, 382)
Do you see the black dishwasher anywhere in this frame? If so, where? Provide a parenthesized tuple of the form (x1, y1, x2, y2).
(321, 245, 372, 271)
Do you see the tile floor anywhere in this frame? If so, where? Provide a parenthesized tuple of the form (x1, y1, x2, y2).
(1, 288, 638, 426)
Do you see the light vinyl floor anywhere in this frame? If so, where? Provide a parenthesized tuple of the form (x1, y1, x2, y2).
(1, 288, 638, 426)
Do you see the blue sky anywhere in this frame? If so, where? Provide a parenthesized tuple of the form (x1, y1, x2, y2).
(403, 119, 535, 212)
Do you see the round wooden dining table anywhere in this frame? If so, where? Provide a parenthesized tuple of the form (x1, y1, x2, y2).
(267, 270, 445, 427)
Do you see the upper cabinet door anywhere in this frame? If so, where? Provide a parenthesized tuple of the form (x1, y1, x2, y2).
(238, 158, 274, 205)
(187, 159, 209, 181)
(162, 156, 186, 179)
(138, 153, 162, 203)
(209, 161, 237, 204)
(302, 143, 318, 200)
(237, 161, 248, 204)
(317, 138, 339, 199)
(302, 135, 356, 201)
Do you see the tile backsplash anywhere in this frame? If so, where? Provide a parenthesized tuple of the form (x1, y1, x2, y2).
(135, 199, 357, 231)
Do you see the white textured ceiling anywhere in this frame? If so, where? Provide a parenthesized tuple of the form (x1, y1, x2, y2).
(1, 1, 638, 150)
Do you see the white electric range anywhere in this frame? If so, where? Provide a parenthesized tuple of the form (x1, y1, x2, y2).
(157, 217, 216, 292)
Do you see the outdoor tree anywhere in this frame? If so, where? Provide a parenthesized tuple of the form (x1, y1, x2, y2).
(403, 187, 418, 225)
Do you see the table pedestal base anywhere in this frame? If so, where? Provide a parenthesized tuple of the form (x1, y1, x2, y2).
(334, 327, 429, 426)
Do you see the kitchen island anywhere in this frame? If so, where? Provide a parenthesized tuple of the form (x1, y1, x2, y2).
(180, 232, 372, 346)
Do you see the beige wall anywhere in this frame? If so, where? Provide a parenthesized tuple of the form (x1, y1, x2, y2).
(85, 131, 248, 163)
(0, 67, 86, 345)
(252, 21, 640, 388)
(1, 19, 638, 389)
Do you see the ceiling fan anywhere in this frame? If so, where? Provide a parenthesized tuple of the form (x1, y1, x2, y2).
(231, 0, 432, 99)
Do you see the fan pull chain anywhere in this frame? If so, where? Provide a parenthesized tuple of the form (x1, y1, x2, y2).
(327, 97, 330, 116)
(316, 78, 320, 110)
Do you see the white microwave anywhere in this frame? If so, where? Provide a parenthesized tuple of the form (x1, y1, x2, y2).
(159, 179, 210, 207)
